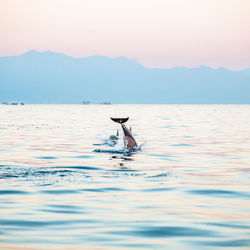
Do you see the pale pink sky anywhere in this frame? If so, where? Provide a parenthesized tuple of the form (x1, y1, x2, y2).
(1, 0, 250, 69)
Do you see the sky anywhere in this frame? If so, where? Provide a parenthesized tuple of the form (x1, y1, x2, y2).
(1, 0, 250, 69)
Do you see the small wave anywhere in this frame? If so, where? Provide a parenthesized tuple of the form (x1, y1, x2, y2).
(49, 204, 81, 209)
(194, 239, 250, 247)
(0, 168, 74, 180)
(147, 173, 170, 178)
(80, 187, 125, 192)
(70, 155, 94, 159)
(0, 190, 29, 195)
(109, 226, 217, 238)
(0, 174, 19, 179)
(33, 170, 72, 176)
(0, 218, 95, 227)
(41, 189, 80, 194)
(202, 222, 250, 229)
(143, 187, 174, 192)
(40, 209, 82, 214)
(56, 166, 102, 170)
(188, 189, 250, 199)
(35, 156, 58, 159)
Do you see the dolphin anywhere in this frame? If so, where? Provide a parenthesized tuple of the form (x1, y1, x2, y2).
(110, 117, 138, 150)
(108, 130, 119, 145)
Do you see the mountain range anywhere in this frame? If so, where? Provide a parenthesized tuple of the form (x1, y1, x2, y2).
(0, 50, 249, 104)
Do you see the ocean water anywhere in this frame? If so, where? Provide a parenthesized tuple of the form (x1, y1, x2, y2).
(0, 104, 250, 249)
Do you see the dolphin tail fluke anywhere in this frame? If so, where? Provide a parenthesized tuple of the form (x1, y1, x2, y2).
(110, 117, 129, 124)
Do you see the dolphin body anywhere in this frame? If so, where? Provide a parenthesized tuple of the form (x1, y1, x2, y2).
(110, 117, 138, 151)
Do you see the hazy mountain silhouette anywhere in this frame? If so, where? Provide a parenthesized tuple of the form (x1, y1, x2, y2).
(1, 50, 249, 104)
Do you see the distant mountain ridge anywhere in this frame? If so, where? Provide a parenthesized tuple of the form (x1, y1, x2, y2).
(0, 50, 249, 104)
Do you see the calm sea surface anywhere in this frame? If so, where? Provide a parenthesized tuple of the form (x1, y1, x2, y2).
(0, 104, 250, 249)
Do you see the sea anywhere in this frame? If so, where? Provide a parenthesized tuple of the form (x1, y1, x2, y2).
(0, 104, 250, 249)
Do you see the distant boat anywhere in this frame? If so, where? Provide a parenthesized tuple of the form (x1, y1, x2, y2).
(82, 101, 90, 104)
(100, 101, 111, 105)
(2, 102, 24, 105)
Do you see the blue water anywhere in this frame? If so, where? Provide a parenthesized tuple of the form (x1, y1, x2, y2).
(0, 104, 250, 249)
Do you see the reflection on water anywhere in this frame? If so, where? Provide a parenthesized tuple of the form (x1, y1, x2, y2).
(0, 104, 250, 249)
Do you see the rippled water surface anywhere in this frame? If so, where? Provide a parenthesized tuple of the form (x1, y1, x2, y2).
(1, 104, 250, 249)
